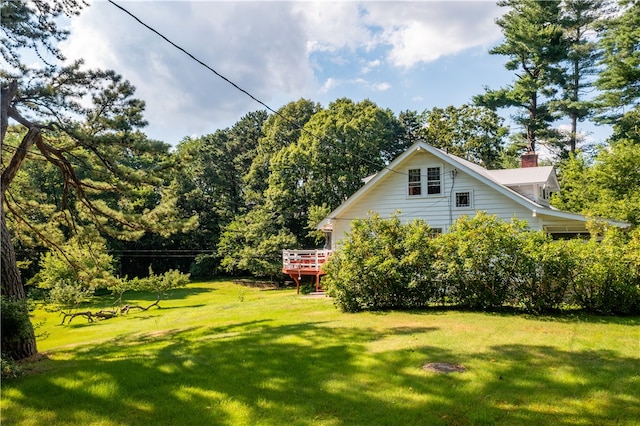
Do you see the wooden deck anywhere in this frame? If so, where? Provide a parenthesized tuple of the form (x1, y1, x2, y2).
(282, 249, 332, 293)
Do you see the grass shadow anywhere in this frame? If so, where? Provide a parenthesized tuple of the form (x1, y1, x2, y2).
(4, 319, 638, 425)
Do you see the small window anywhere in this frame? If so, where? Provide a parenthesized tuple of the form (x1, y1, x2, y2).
(408, 169, 421, 196)
(427, 167, 441, 195)
(429, 227, 443, 237)
(539, 186, 549, 200)
(455, 191, 471, 208)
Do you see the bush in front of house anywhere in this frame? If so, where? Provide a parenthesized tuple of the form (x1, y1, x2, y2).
(566, 228, 640, 315)
(324, 212, 640, 315)
(515, 231, 576, 314)
(432, 212, 527, 310)
(322, 212, 437, 312)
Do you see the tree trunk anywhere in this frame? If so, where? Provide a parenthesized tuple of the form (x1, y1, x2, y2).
(1, 207, 38, 360)
(1, 89, 40, 360)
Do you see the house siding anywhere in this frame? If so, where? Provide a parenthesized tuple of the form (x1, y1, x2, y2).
(329, 151, 541, 249)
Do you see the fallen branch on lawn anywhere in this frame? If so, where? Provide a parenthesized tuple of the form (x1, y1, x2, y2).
(120, 295, 161, 314)
(61, 310, 117, 324)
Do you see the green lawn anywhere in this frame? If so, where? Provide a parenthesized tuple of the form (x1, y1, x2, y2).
(2, 280, 639, 425)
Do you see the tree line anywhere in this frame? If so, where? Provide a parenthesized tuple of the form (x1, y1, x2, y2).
(1, 0, 638, 361)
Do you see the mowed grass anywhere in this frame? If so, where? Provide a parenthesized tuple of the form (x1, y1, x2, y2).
(2, 280, 639, 426)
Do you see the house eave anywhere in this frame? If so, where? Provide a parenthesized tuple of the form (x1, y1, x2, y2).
(316, 141, 630, 231)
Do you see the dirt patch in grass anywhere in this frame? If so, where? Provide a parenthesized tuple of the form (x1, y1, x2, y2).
(423, 362, 466, 373)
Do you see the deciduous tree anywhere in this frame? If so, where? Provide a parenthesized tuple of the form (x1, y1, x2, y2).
(419, 105, 508, 169)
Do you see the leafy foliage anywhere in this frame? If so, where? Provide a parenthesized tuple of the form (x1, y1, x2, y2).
(127, 267, 190, 307)
(243, 99, 319, 205)
(0, 295, 34, 359)
(417, 105, 508, 169)
(323, 213, 437, 312)
(434, 213, 528, 309)
(552, 139, 640, 225)
(566, 228, 640, 315)
(28, 236, 121, 309)
(265, 98, 401, 242)
(325, 212, 638, 314)
(515, 232, 576, 313)
(595, 0, 640, 122)
(218, 207, 297, 280)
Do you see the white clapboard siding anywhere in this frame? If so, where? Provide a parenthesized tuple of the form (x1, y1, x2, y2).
(331, 150, 538, 242)
(318, 142, 628, 250)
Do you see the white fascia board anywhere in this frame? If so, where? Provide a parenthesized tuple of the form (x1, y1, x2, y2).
(537, 209, 630, 228)
(420, 143, 547, 213)
(316, 141, 630, 230)
(316, 142, 423, 230)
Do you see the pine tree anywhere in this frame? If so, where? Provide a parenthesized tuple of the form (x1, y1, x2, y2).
(474, 0, 566, 154)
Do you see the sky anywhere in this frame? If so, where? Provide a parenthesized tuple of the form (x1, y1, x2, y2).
(59, 0, 609, 147)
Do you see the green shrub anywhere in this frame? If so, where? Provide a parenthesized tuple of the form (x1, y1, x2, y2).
(1, 296, 35, 361)
(189, 253, 221, 280)
(567, 229, 640, 315)
(1, 352, 24, 379)
(323, 213, 436, 312)
(515, 232, 575, 313)
(128, 268, 191, 307)
(325, 212, 637, 315)
(29, 237, 120, 309)
(433, 213, 527, 309)
(47, 279, 94, 310)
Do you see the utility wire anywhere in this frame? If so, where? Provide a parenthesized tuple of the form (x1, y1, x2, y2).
(108, 0, 280, 117)
(108, 0, 409, 177)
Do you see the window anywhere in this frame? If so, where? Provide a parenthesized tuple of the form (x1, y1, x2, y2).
(539, 186, 549, 200)
(455, 191, 471, 208)
(408, 169, 421, 196)
(427, 167, 441, 195)
(429, 227, 443, 237)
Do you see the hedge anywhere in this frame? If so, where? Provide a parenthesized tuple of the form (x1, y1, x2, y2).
(323, 212, 640, 314)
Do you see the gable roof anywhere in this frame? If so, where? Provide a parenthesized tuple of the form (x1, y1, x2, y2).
(318, 141, 628, 230)
(488, 167, 559, 190)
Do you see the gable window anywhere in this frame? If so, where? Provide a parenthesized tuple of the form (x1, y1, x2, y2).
(427, 167, 441, 195)
(455, 191, 471, 208)
(539, 186, 549, 200)
(408, 169, 421, 196)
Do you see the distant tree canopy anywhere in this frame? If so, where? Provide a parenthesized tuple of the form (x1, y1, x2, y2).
(174, 98, 512, 280)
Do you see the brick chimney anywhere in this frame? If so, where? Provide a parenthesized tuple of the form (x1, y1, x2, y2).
(521, 152, 538, 168)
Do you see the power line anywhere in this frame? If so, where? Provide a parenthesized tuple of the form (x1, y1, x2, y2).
(107, 0, 281, 118)
(107, 0, 409, 177)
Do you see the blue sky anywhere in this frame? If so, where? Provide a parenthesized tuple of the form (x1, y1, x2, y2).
(60, 1, 610, 148)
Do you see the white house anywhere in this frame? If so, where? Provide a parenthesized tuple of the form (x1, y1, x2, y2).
(316, 141, 628, 250)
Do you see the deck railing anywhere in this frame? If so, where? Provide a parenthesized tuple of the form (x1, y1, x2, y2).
(282, 249, 332, 273)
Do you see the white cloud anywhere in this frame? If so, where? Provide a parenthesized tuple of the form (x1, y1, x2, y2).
(366, 2, 503, 68)
(371, 82, 391, 91)
(297, 2, 503, 68)
(321, 77, 339, 93)
(59, 1, 506, 144)
(361, 59, 382, 74)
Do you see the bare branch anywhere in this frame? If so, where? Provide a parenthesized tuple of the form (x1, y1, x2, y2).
(1, 127, 42, 192)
